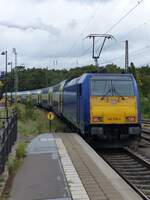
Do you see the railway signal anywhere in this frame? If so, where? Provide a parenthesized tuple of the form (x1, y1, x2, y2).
(47, 112, 55, 132)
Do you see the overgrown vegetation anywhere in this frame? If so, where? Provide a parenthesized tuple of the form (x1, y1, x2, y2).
(7, 142, 26, 176)
(17, 103, 67, 136)
(17, 103, 49, 136)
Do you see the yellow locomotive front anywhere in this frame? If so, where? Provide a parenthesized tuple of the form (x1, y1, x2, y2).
(90, 96, 137, 124)
(90, 75, 141, 145)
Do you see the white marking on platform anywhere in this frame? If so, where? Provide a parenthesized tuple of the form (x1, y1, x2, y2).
(40, 138, 53, 142)
(55, 138, 89, 200)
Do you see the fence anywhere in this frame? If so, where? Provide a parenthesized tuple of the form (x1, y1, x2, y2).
(0, 110, 17, 174)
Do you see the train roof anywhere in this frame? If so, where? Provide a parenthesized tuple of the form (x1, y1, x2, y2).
(66, 73, 134, 86)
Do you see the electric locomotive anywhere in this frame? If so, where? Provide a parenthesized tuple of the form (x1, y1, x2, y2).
(62, 73, 141, 147)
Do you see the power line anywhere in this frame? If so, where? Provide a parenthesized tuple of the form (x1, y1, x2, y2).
(94, 17, 150, 60)
(63, 0, 145, 68)
(81, 0, 144, 58)
(101, 45, 150, 65)
(95, 0, 144, 57)
(63, 4, 102, 58)
(105, 0, 144, 34)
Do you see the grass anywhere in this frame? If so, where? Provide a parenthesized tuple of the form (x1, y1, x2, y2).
(17, 103, 68, 137)
(17, 104, 48, 136)
(7, 142, 26, 175)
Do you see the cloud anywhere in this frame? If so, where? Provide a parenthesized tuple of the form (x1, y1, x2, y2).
(0, 20, 61, 37)
(0, 0, 149, 69)
(66, 0, 113, 4)
(67, 19, 78, 30)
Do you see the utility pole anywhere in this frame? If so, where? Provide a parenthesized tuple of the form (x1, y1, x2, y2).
(86, 34, 115, 72)
(125, 40, 129, 71)
(12, 48, 18, 101)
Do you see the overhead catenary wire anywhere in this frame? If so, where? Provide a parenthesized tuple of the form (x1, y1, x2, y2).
(95, 17, 150, 65)
(81, 0, 144, 59)
(63, 3, 103, 58)
(105, 0, 144, 34)
(62, 0, 145, 68)
(101, 45, 150, 65)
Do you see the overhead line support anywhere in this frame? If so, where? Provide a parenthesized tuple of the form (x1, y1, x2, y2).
(86, 34, 115, 72)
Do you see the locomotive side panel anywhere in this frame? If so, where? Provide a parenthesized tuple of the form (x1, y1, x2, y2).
(63, 84, 78, 127)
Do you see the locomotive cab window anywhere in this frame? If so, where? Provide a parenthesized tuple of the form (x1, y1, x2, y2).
(112, 80, 134, 96)
(91, 80, 112, 96)
(91, 78, 134, 96)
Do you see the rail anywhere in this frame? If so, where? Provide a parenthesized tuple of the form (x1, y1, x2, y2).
(0, 110, 17, 175)
(98, 149, 150, 200)
(142, 120, 150, 125)
(141, 120, 150, 144)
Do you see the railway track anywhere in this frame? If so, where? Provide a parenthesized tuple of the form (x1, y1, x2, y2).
(142, 130, 150, 144)
(141, 120, 150, 144)
(142, 120, 150, 126)
(98, 148, 150, 200)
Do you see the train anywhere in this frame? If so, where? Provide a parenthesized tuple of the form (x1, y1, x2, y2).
(8, 73, 141, 148)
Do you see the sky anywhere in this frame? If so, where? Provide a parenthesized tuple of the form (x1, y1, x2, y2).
(0, 0, 149, 71)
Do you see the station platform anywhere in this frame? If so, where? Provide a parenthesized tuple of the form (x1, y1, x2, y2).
(9, 133, 143, 200)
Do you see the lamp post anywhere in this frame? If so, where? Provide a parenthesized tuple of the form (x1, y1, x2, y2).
(1, 51, 8, 121)
(8, 62, 13, 104)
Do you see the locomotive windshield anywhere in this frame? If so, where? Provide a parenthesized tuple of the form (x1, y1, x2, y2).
(91, 79, 134, 96)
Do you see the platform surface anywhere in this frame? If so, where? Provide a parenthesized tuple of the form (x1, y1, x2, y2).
(9, 133, 143, 200)
(9, 134, 71, 200)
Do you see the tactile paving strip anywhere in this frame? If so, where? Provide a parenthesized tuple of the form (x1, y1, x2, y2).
(56, 138, 89, 200)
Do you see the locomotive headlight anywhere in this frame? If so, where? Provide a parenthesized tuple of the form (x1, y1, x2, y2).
(126, 116, 136, 122)
(93, 116, 103, 122)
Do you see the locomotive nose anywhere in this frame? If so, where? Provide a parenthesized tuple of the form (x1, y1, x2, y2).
(90, 96, 137, 124)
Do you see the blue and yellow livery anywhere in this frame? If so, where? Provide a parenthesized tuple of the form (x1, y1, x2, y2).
(63, 73, 141, 147)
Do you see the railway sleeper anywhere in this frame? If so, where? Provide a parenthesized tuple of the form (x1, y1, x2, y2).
(121, 171, 150, 176)
(115, 167, 148, 172)
(132, 180, 150, 184)
(126, 176, 150, 180)
(136, 185, 150, 190)
(105, 161, 139, 165)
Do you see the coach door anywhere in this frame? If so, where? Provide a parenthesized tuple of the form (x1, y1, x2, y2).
(77, 84, 81, 124)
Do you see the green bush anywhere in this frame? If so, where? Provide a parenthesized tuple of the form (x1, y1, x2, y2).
(8, 158, 20, 175)
(140, 95, 150, 118)
(16, 142, 26, 159)
(7, 142, 26, 176)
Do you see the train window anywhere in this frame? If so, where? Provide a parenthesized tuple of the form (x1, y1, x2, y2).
(91, 79, 134, 96)
(112, 80, 134, 96)
(91, 80, 112, 96)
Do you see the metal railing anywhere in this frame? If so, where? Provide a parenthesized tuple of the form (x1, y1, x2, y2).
(0, 110, 17, 174)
